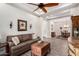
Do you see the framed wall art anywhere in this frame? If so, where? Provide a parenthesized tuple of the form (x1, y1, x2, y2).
(18, 19, 27, 31)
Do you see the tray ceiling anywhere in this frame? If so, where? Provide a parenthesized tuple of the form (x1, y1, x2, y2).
(7, 3, 79, 18)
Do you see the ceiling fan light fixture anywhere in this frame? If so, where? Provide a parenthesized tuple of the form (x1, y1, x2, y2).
(28, 3, 59, 13)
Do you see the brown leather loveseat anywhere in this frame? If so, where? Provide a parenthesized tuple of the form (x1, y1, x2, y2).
(6, 34, 40, 56)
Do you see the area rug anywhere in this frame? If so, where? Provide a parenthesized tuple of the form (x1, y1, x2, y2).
(22, 37, 68, 56)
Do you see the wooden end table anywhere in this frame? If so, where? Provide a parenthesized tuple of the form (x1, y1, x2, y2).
(31, 41, 50, 56)
(0, 43, 8, 56)
(0, 43, 7, 48)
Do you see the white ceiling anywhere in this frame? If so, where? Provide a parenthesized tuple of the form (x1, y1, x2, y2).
(7, 3, 79, 19)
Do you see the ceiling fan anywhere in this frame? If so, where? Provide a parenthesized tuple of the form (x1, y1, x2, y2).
(28, 3, 59, 13)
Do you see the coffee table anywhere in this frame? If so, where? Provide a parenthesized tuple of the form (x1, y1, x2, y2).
(31, 41, 50, 56)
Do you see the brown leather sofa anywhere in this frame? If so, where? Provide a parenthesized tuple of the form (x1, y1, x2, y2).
(6, 34, 40, 56)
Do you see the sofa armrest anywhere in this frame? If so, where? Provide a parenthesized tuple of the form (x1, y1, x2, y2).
(8, 42, 15, 47)
(6, 42, 15, 55)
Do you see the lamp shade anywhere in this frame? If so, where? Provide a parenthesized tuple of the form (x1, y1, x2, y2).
(64, 25, 69, 28)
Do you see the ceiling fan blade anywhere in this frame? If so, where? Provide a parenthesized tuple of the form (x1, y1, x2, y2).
(44, 3, 59, 7)
(41, 7, 47, 13)
(33, 7, 39, 12)
(27, 3, 38, 6)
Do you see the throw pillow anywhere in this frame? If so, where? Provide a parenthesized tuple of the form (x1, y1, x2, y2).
(12, 37, 20, 45)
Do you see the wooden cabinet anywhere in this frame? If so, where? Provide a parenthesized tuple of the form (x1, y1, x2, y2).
(71, 16, 79, 28)
(71, 16, 79, 37)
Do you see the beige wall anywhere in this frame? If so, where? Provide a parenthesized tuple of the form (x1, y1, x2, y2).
(0, 4, 41, 42)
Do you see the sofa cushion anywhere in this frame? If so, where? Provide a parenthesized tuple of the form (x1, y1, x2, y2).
(25, 39, 40, 44)
(11, 41, 31, 54)
(21, 34, 32, 42)
(17, 35, 23, 42)
(11, 39, 39, 51)
(11, 42, 30, 55)
(7, 35, 23, 42)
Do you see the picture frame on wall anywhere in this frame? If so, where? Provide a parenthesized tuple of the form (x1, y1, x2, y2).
(18, 19, 27, 31)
